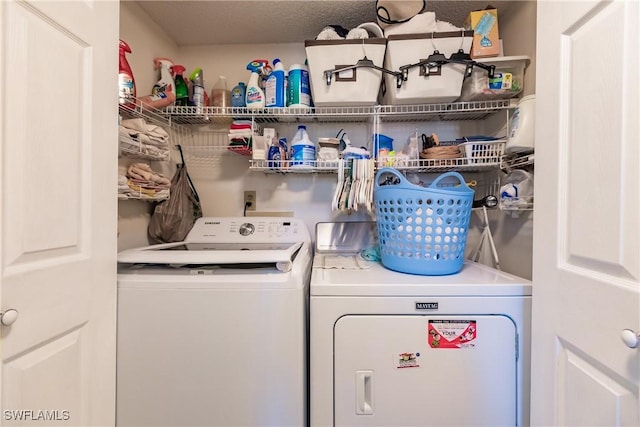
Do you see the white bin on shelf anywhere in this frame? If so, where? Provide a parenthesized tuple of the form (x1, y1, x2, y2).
(458, 55, 530, 101)
(381, 31, 473, 105)
(305, 38, 387, 107)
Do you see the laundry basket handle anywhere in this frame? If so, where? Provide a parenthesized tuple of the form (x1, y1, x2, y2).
(429, 171, 470, 190)
(374, 167, 407, 190)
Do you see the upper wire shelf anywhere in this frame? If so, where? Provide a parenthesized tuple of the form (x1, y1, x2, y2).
(164, 99, 516, 125)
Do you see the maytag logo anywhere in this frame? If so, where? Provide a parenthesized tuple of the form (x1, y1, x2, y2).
(204, 221, 220, 225)
(415, 302, 438, 310)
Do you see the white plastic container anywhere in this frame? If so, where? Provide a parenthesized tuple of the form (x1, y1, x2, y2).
(381, 31, 473, 105)
(458, 56, 530, 101)
(287, 64, 311, 110)
(305, 38, 387, 106)
(506, 94, 535, 153)
(290, 125, 316, 168)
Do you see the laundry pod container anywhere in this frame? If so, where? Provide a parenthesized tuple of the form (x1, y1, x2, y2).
(381, 31, 473, 105)
(458, 55, 530, 101)
(374, 168, 474, 275)
(305, 38, 387, 106)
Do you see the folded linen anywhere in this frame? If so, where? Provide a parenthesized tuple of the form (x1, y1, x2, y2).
(121, 118, 170, 145)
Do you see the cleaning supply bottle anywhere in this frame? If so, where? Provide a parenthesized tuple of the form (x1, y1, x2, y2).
(231, 82, 246, 108)
(245, 60, 267, 110)
(211, 76, 231, 108)
(172, 65, 189, 106)
(287, 63, 311, 111)
(118, 39, 136, 107)
(265, 58, 286, 108)
(190, 67, 205, 112)
(290, 125, 316, 168)
(145, 57, 175, 108)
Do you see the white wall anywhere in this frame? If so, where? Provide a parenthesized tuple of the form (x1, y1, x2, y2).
(117, 1, 536, 280)
(118, 1, 180, 250)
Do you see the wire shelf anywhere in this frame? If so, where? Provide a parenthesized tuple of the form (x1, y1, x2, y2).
(250, 159, 351, 173)
(164, 100, 515, 125)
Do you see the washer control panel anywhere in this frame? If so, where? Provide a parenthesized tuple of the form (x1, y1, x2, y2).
(186, 217, 306, 243)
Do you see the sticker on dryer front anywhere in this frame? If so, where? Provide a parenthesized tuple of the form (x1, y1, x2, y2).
(395, 352, 420, 369)
(428, 320, 477, 348)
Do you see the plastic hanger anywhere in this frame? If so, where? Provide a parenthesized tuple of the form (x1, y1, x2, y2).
(324, 56, 405, 89)
(398, 49, 496, 81)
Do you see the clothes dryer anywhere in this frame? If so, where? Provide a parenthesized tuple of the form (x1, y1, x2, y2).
(117, 217, 312, 427)
(310, 222, 531, 427)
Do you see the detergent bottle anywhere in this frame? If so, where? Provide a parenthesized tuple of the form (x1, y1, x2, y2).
(172, 65, 189, 106)
(265, 58, 286, 108)
(190, 67, 205, 112)
(231, 82, 246, 108)
(245, 60, 267, 110)
(118, 39, 136, 107)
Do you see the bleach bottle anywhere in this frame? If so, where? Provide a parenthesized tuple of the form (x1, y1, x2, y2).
(290, 125, 316, 168)
(265, 58, 286, 108)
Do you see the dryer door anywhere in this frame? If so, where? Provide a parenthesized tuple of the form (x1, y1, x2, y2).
(334, 315, 518, 426)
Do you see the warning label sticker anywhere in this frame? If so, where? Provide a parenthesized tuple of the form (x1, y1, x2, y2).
(428, 320, 477, 348)
(395, 352, 420, 369)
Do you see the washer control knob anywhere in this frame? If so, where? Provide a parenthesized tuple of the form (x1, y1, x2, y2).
(621, 329, 640, 349)
(239, 223, 255, 236)
(0, 309, 19, 326)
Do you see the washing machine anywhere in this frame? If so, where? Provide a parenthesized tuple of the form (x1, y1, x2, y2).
(310, 222, 531, 427)
(116, 217, 312, 427)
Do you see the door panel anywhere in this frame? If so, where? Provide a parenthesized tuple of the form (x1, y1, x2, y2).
(334, 315, 518, 427)
(0, 1, 118, 425)
(532, 0, 639, 425)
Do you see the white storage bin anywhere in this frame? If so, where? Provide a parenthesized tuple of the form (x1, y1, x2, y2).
(458, 55, 530, 101)
(305, 38, 387, 107)
(381, 31, 473, 105)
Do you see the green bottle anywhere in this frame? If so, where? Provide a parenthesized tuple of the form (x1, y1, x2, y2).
(171, 65, 189, 106)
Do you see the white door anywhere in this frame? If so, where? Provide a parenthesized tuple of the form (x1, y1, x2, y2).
(334, 315, 518, 426)
(531, 0, 639, 425)
(0, 1, 118, 425)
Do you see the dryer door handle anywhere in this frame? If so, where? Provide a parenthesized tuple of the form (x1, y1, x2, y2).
(356, 370, 374, 415)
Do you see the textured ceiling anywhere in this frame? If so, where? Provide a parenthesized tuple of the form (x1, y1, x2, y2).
(134, 0, 501, 46)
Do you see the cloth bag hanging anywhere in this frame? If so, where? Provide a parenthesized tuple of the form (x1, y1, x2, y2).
(376, 0, 427, 28)
(148, 146, 202, 244)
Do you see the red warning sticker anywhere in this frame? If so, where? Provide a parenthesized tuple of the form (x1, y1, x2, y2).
(428, 320, 476, 348)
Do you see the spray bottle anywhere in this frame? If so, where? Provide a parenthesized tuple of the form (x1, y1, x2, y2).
(118, 39, 136, 107)
(171, 65, 189, 106)
(151, 58, 176, 104)
(245, 60, 268, 110)
(190, 67, 205, 112)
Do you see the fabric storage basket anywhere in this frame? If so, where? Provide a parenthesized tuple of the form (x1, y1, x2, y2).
(305, 38, 387, 107)
(381, 31, 473, 105)
(374, 168, 474, 275)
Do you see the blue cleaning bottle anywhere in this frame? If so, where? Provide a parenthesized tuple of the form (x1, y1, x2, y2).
(231, 82, 246, 108)
(265, 58, 286, 108)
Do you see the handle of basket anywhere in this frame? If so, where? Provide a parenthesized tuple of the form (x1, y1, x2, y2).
(374, 167, 406, 190)
(429, 171, 470, 189)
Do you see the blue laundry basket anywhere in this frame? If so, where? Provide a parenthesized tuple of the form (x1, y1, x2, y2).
(374, 168, 474, 275)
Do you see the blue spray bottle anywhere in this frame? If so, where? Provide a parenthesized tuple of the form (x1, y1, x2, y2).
(245, 60, 267, 110)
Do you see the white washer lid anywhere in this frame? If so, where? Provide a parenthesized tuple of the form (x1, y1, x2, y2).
(311, 259, 531, 297)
